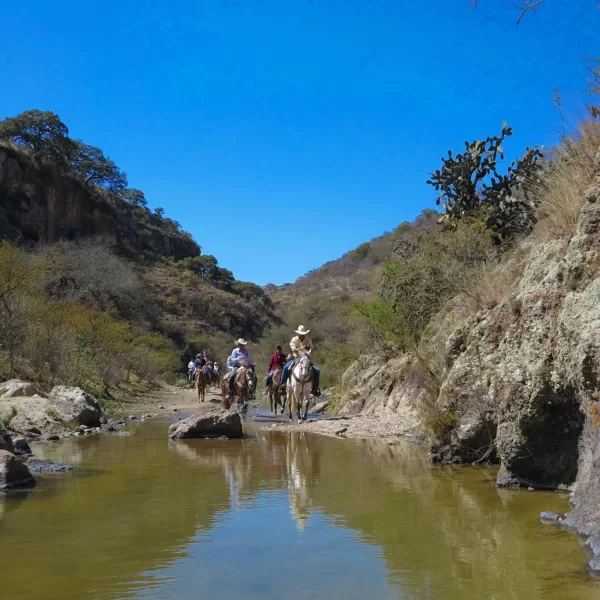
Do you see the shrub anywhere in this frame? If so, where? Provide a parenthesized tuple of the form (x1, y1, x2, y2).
(376, 223, 497, 349)
(0, 405, 18, 428)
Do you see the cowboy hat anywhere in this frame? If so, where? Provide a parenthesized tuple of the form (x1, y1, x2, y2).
(235, 338, 248, 345)
(294, 325, 311, 335)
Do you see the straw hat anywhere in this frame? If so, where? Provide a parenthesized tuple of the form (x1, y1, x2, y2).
(294, 326, 311, 335)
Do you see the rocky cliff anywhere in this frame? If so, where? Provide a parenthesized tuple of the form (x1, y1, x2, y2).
(336, 147, 600, 572)
(0, 144, 199, 260)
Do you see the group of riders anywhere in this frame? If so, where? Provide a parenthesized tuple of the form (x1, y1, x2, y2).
(187, 325, 321, 403)
(187, 353, 220, 385)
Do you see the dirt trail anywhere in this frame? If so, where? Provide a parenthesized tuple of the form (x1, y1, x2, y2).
(124, 385, 224, 418)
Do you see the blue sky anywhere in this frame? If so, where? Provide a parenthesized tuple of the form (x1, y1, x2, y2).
(1, 1, 598, 285)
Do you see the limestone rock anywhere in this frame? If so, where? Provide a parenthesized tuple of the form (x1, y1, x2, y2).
(50, 386, 103, 427)
(168, 410, 243, 439)
(313, 401, 329, 414)
(0, 450, 36, 489)
(0, 379, 45, 399)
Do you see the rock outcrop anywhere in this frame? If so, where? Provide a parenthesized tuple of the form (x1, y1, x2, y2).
(0, 379, 46, 399)
(333, 147, 600, 573)
(0, 144, 199, 260)
(336, 354, 422, 436)
(168, 410, 243, 439)
(0, 450, 36, 489)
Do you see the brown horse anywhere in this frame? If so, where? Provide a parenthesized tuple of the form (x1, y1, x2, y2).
(221, 366, 255, 414)
(196, 368, 208, 403)
(268, 368, 285, 415)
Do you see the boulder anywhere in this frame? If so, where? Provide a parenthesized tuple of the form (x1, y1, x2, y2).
(12, 437, 32, 456)
(313, 401, 329, 414)
(168, 410, 243, 439)
(0, 450, 36, 489)
(0, 427, 14, 453)
(0, 379, 46, 399)
(50, 386, 103, 427)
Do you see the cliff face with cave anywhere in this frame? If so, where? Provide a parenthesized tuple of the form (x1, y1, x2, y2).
(337, 151, 600, 571)
(0, 144, 199, 260)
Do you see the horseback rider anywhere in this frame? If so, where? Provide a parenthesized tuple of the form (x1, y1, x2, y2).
(280, 326, 320, 397)
(226, 338, 254, 399)
(265, 345, 287, 390)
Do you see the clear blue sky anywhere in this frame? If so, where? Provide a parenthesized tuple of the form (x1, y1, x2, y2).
(1, 1, 598, 285)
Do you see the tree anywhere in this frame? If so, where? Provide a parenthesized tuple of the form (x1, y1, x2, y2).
(119, 188, 147, 207)
(426, 124, 543, 238)
(155, 207, 165, 217)
(0, 110, 73, 168)
(69, 141, 128, 192)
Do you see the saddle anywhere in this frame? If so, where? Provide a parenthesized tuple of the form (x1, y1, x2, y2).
(223, 367, 247, 384)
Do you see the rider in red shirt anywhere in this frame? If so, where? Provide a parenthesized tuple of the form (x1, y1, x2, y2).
(266, 346, 287, 389)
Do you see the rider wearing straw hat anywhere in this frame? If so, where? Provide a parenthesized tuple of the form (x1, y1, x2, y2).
(280, 326, 321, 397)
(226, 338, 253, 399)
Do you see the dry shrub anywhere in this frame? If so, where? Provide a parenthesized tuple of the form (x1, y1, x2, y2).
(459, 260, 522, 314)
(532, 120, 600, 241)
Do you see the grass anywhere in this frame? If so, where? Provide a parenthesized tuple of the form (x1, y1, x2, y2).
(532, 120, 600, 242)
(0, 405, 18, 428)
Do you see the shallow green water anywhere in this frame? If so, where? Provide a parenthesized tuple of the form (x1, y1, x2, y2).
(1, 420, 599, 600)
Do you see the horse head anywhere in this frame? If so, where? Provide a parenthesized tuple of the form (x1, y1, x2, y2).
(297, 350, 312, 380)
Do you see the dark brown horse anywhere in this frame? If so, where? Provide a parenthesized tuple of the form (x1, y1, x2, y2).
(221, 365, 255, 415)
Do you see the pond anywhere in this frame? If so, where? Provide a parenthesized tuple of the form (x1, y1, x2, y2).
(1, 420, 599, 599)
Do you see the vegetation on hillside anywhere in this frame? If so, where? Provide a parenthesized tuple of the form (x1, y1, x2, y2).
(0, 240, 177, 397)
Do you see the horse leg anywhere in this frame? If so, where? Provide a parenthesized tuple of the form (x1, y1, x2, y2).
(302, 393, 309, 421)
(288, 387, 295, 422)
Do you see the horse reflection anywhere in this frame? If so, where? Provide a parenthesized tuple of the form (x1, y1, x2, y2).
(169, 431, 322, 531)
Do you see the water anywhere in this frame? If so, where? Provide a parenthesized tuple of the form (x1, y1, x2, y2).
(1, 420, 599, 600)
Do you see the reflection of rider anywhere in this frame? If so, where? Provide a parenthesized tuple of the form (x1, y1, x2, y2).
(265, 345, 287, 389)
(280, 326, 320, 397)
(227, 338, 253, 398)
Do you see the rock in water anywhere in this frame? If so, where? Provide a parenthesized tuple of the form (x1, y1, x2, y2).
(0, 379, 46, 399)
(12, 437, 32, 456)
(0, 450, 36, 489)
(50, 386, 103, 427)
(168, 410, 243, 439)
(540, 511, 562, 525)
(25, 459, 74, 474)
(313, 401, 329, 414)
(0, 427, 14, 453)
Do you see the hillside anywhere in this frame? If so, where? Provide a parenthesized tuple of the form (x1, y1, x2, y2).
(267, 208, 439, 311)
(251, 209, 440, 388)
(0, 111, 279, 393)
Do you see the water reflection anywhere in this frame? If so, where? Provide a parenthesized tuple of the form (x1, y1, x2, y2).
(0, 424, 598, 600)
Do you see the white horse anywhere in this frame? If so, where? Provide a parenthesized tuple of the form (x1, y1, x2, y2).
(286, 349, 313, 422)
